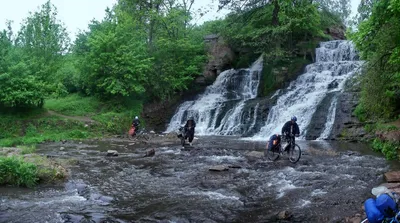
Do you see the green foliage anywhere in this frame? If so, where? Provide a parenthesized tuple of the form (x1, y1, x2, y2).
(0, 156, 38, 187)
(20, 145, 37, 155)
(353, 104, 368, 122)
(0, 1, 69, 108)
(93, 99, 143, 134)
(44, 94, 101, 116)
(350, 0, 400, 120)
(259, 57, 311, 97)
(0, 115, 101, 147)
(372, 138, 399, 160)
(364, 122, 399, 133)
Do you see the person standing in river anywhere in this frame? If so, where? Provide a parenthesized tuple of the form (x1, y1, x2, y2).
(281, 116, 300, 143)
(132, 116, 140, 134)
(184, 116, 196, 146)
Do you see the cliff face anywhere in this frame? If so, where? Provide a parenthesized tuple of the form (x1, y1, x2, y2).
(202, 34, 236, 81)
(324, 25, 346, 40)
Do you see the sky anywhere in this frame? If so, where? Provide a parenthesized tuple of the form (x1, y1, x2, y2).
(0, 0, 361, 41)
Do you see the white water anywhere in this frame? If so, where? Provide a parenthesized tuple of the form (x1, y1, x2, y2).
(166, 56, 263, 135)
(251, 40, 362, 140)
(318, 96, 338, 140)
(167, 40, 362, 139)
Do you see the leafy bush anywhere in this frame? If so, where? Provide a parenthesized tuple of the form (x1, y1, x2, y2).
(0, 156, 38, 187)
(353, 104, 367, 122)
(372, 139, 399, 160)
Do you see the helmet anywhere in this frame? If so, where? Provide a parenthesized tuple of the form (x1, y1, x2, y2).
(291, 116, 297, 122)
(135, 116, 139, 120)
(188, 116, 194, 121)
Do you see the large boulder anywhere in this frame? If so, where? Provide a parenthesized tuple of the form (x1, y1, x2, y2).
(106, 150, 118, 157)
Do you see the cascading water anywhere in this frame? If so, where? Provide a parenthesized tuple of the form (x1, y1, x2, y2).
(166, 56, 263, 135)
(252, 40, 363, 140)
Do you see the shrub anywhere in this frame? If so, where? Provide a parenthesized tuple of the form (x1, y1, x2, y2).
(0, 156, 38, 187)
(372, 139, 399, 160)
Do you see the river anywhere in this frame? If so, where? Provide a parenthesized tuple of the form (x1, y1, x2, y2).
(0, 136, 394, 223)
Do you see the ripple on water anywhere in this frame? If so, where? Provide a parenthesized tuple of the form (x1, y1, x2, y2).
(311, 189, 327, 196)
(184, 190, 243, 205)
(199, 155, 245, 163)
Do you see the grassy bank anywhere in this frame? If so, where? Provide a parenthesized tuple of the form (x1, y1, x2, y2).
(0, 146, 70, 187)
(0, 94, 143, 147)
(363, 122, 400, 160)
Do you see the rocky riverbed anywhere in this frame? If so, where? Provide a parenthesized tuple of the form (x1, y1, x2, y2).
(0, 135, 396, 223)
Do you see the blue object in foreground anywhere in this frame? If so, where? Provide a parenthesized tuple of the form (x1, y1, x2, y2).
(365, 198, 384, 223)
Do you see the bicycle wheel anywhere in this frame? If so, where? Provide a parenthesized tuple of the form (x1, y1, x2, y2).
(288, 144, 301, 163)
(266, 147, 280, 161)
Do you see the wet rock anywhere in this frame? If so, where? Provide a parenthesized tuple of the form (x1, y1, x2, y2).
(106, 150, 118, 157)
(144, 149, 155, 157)
(60, 147, 65, 151)
(345, 214, 364, 223)
(228, 164, 242, 169)
(209, 165, 229, 171)
(60, 213, 84, 223)
(382, 183, 400, 194)
(245, 151, 264, 159)
(277, 210, 291, 220)
(64, 182, 89, 196)
(384, 171, 400, 183)
(90, 194, 113, 205)
(328, 80, 339, 89)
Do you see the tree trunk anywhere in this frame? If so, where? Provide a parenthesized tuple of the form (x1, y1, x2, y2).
(272, 0, 280, 26)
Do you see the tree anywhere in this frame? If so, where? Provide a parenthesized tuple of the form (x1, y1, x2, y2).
(76, 9, 152, 99)
(314, 0, 351, 25)
(356, 0, 377, 23)
(350, 0, 400, 119)
(0, 1, 68, 108)
(16, 1, 70, 83)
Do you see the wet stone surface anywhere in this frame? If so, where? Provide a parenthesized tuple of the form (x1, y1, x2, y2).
(0, 136, 393, 223)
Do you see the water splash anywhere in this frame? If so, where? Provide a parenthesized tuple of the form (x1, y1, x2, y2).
(251, 40, 362, 140)
(166, 56, 263, 135)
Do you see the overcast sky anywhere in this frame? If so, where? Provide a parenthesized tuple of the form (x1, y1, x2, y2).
(0, 0, 361, 40)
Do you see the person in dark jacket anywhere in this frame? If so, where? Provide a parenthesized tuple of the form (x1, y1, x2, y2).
(132, 116, 140, 132)
(281, 116, 300, 142)
(267, 133, 281, 152)
(184, 117, 196, 146)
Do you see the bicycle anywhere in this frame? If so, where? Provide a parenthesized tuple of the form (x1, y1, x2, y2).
(265, 134, 301, 163)
(177, 126, 187, 147)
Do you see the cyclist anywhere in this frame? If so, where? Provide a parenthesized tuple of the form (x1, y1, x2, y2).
(281, 116, 300, 143)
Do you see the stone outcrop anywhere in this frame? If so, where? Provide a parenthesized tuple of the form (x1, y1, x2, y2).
(329, 77, 374, 141)
(325, 25, 346, 40)
(203, 34, 235, 81)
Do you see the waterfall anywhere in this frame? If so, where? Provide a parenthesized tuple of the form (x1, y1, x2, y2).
(166, 56, 263, 135)
(251, 40, 362, 140)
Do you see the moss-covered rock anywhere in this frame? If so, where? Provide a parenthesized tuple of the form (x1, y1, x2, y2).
(259, 58, 311, 97)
